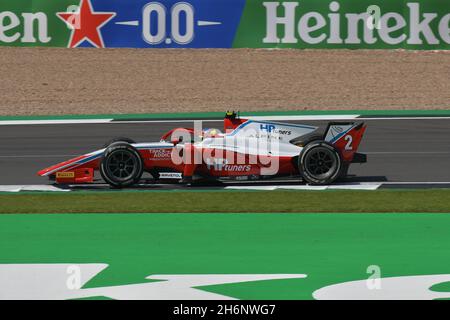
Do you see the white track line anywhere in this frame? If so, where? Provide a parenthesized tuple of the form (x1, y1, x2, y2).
(225, 183, 382, 191)
(105, 116, 450, 124)
(111, 120, 223, 124)
(224, 181, 450, 191)
(0, 119, 112, 125)
(358, 117, 450, 120)
(0, 181, 449, 192)
(0, 154, 78, 158)
(108, 116, 450, 123)
(364, 151, 450, 155)
(107, 115, 361, 124)
(380, 181, 450, 185)
(247, 115, 360, 121)
(0, 185, 69, 192)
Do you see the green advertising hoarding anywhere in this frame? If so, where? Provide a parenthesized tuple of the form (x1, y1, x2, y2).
(234, 0, 450, 49)
(0, 0, 448, 49)
(0, 1, 73, 47)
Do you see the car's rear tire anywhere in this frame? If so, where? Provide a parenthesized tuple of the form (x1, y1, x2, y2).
(299, 141, 342, 185)
(102, 137, 136, 148)
(100, 142, 143, 188)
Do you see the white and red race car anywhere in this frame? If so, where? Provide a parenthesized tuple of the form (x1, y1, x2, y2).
(38, 112, 367, 187)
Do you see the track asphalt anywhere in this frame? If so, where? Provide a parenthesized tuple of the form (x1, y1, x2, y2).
(0, 116, 449, 187)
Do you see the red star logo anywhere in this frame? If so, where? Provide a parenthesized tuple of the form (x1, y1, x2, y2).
(57, 0, 115, 48)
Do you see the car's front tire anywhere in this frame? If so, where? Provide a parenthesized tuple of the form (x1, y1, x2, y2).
(100, 142, 143, 188)
(102, 137, 136, 148)
(299, 141, 342, 185)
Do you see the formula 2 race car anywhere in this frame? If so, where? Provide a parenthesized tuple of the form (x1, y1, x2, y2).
(38, 112, 367, 187)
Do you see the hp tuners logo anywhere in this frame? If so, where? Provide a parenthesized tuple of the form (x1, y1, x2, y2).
(206, 158, 228, 171)
(260, 124, 276, 132)
(206, 158, 251, 172)
(260, 124, 292, 135)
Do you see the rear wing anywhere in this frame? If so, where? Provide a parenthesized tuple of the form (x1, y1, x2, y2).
(324, 122, 367, 163)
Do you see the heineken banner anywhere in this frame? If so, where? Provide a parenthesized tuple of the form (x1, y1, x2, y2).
(0, 0, 448, 49)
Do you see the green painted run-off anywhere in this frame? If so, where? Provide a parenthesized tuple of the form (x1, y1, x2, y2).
(1, 213, 450, 299)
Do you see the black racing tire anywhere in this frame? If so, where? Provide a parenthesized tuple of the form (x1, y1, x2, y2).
(100, 142, 143, 188)
(299, 141, 342, 185)
(102, 137, 136, 148)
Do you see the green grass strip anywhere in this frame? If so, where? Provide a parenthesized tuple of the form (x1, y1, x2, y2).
(0, 109, 449, 121)
(1, 189, 449, 214)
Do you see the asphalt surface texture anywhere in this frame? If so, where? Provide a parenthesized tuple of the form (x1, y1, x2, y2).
(0, 118, 449, 186)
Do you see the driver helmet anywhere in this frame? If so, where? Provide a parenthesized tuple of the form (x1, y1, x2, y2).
(203, 128, 222, 138)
